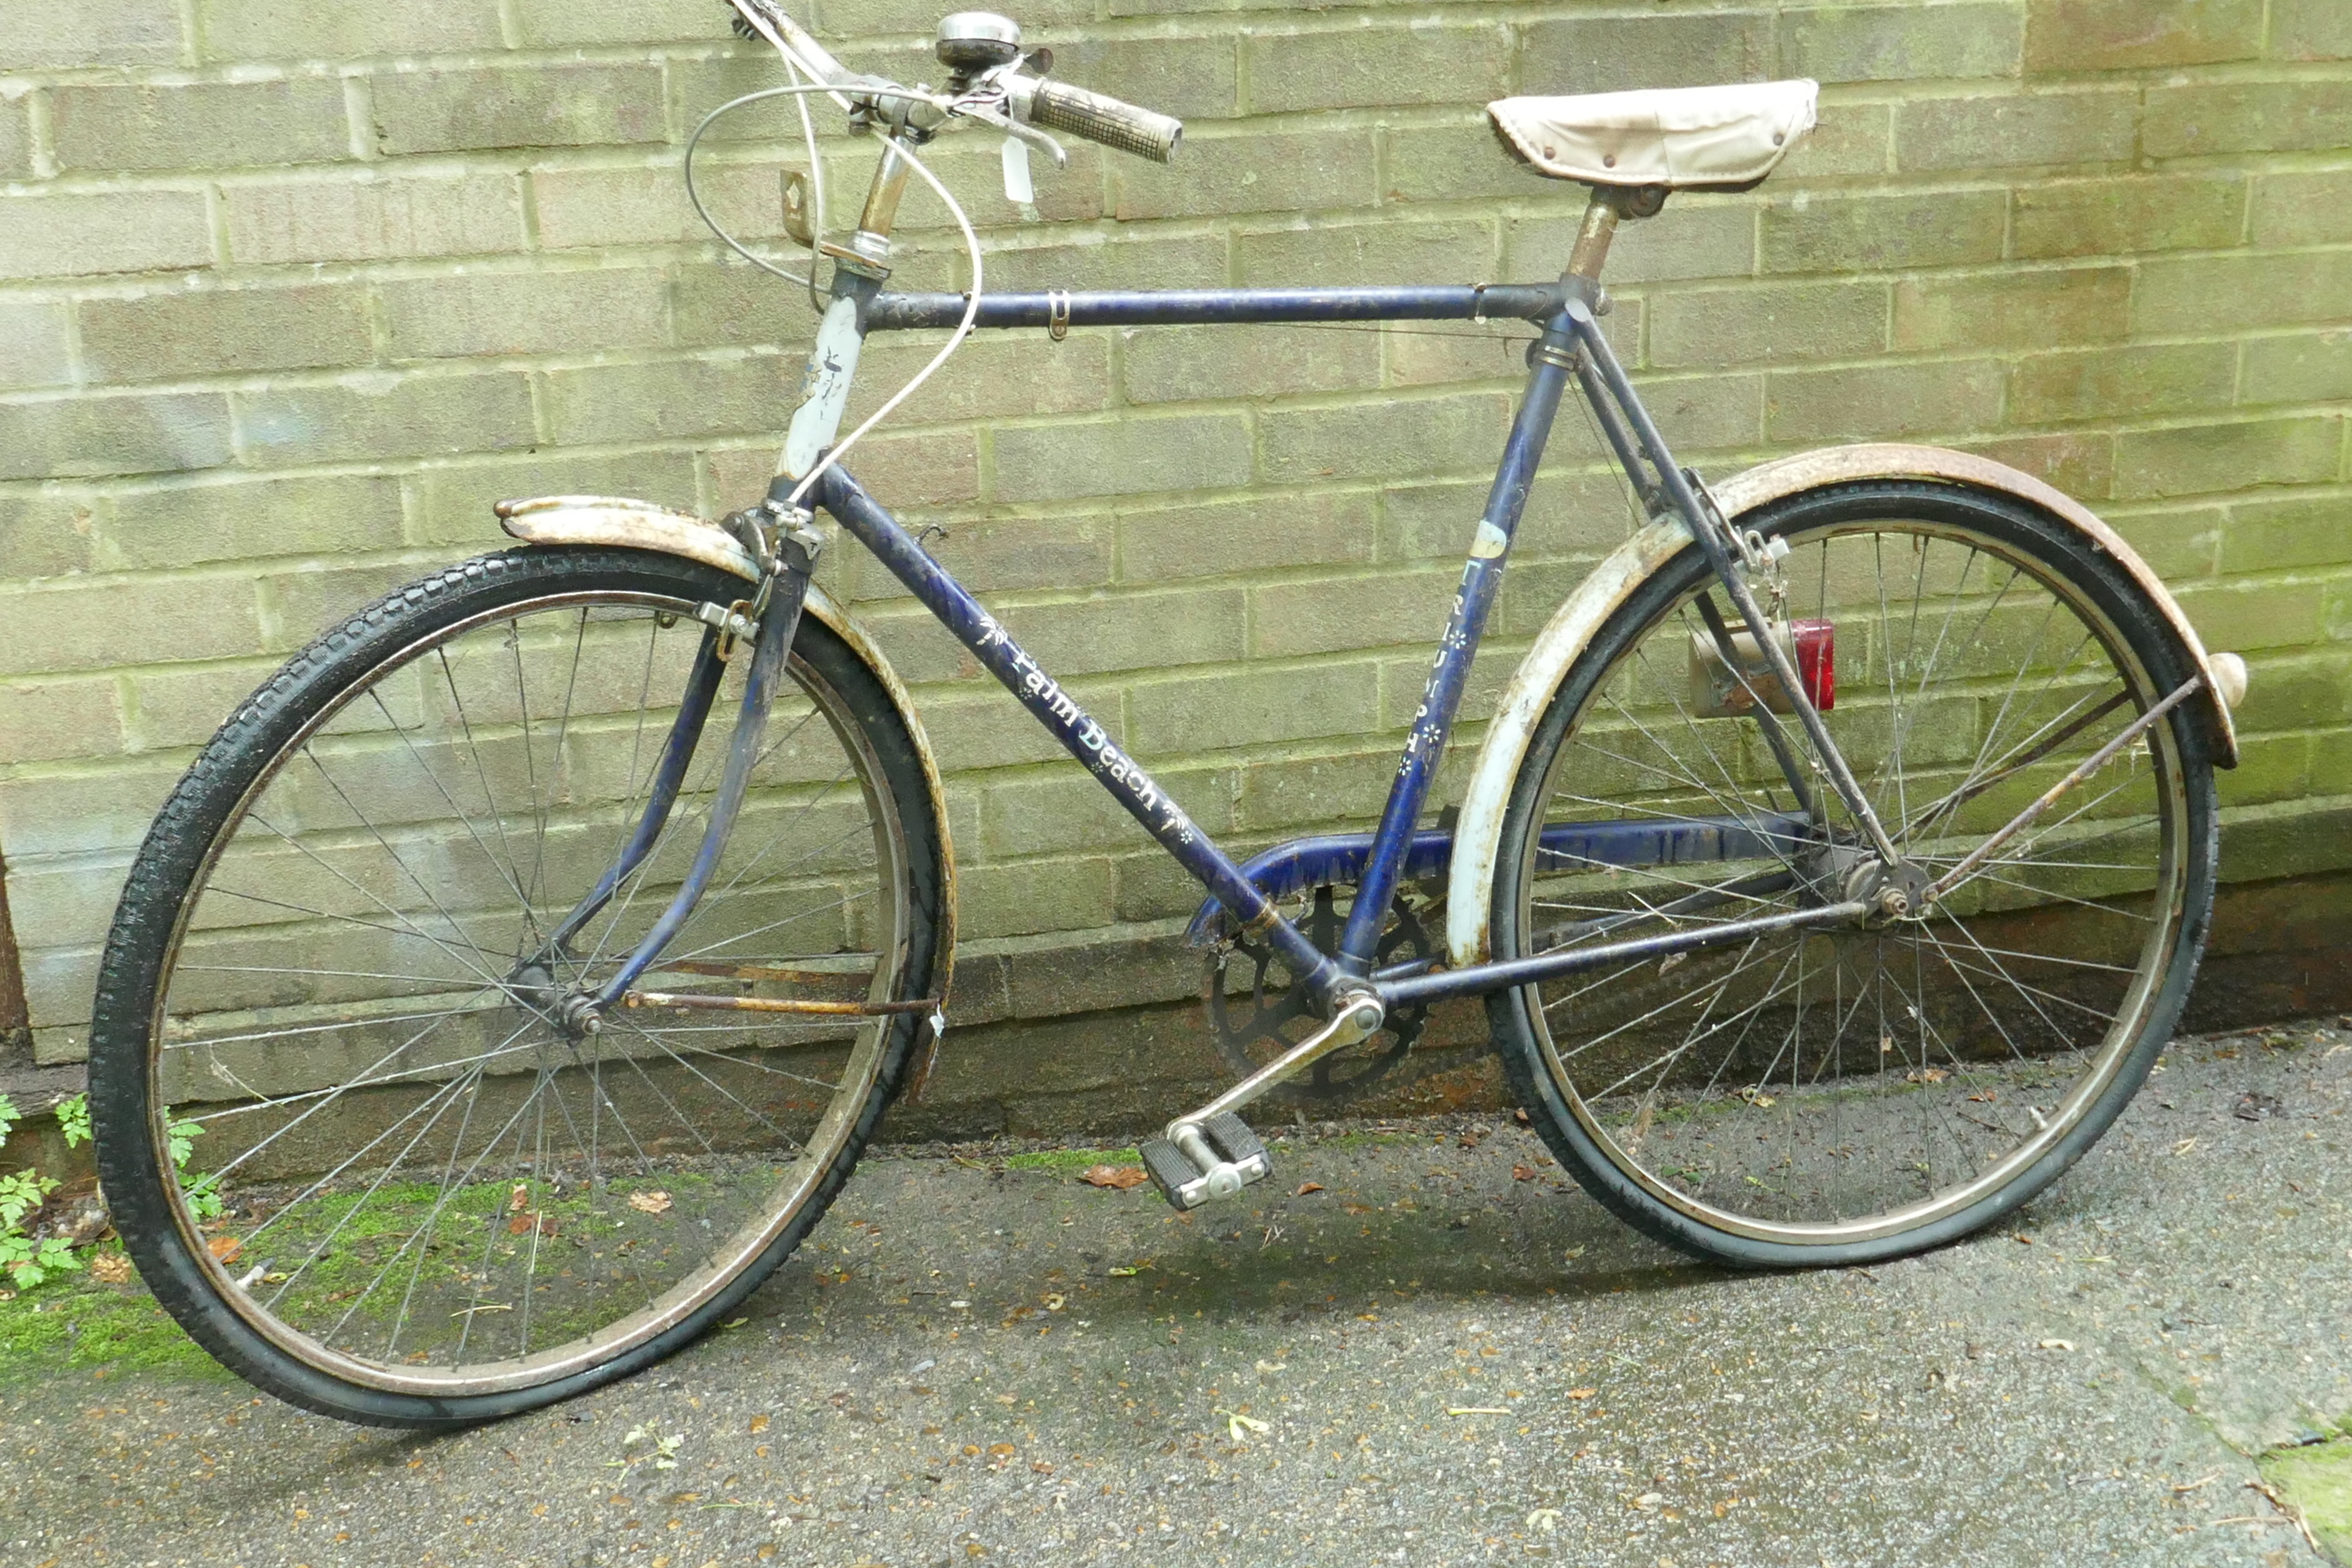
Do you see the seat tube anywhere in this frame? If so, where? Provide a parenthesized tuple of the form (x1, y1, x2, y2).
(1338, 311, 1581, 968)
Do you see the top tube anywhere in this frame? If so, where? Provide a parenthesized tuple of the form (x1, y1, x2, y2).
(861, 283, 1574, 333)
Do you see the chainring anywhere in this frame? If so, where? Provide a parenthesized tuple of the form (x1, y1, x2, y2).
(1203, 885, 1450, 1102)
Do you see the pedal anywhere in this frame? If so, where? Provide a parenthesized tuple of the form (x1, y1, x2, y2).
(1139, 1112, 1272, 1210)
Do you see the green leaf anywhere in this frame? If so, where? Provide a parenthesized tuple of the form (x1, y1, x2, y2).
(54, 1093, 91, 1149)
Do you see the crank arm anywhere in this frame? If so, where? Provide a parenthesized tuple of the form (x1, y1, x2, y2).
(1166, 993, 1386, 1144)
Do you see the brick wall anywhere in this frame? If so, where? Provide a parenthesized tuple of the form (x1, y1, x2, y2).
(3, 1, 2349, 1101)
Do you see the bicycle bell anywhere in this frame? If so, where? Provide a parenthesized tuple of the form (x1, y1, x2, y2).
(935, 12, 1021, 78)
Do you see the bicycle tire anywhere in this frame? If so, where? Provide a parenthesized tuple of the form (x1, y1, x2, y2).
(1487, 480, 2218, 1268)
(91, 546, 945, 1426)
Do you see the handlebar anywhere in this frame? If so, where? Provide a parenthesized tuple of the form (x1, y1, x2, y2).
(1007, 73, 1184, 163)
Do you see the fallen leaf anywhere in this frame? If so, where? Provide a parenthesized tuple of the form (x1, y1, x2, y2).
(1448, 1406, 1510, 1416)
(2037, 1339, 2074, 1351)
(1512, 1165, 1539, 1182)
(1106, 1264, 1146, 1277)
(629, 1190, 673, 1215)
(2171, 1138, 2197, 1156)
(1905, 1067, 1951, 1084)
(1567, 1388, 1597, 1400)
(1342, 1203, 1372, 1216)
(508, 1184, 530, 1213)
(1630, 1491, 1664, 1510)
(989, 1442, 1015, 1456)
(89, 1253, 133, 1284)
(1043, 1294, 1066, 1311)
(720, 1318, 748, 1330)
(206, 1235, 243, 1265)
(1216, 1408, 1269, 1442)
(1292, 1182, 1325, 1196)
(1254, 1359, 1286, 1374)
(1081, 1165, 1148, 1190)
(748, 1415, 770, 1434)
(1527, 1508, 1560, 1533)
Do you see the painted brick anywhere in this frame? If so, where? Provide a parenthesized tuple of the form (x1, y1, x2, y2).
(1038, 33, 1241, 121)
(51, 77, 350, 172)
(0, 391, 234, 481)
(95, 473, 404, 570)
(1382, 121, 1562, 205)
(371, 64, 667, 156)
(538, 354, 792, 446)
(2241, 330, 2352, 409)
(199, 0, 504, 61)
(2135, 253, 2352, 334)
(535, 162, 786, 252)
(224, 170, 524, 264)
(1649, 280, 1890, 368)
(1259, 393, 1513, 486)
(1764, 358, 2006, 444)
(1250, 567, 1457, 658)
(409, 449, 701, 548)
(0, 492, 97, 579)
(510, 0, 717, 46)
(2144, 82, 2352, 159)
(1236, 218, 1498, 289)
(0, 678, 125, 763)
(2114, 417, 2344, 500)
(1506, 204, 1755, 287)
(1243, 21, 1507, 114)
(2009, 343, 2238, 426)
(997, 588, 1246, 677)
(2251, 170, 2352, 248)
(1892, 266, 2131, 351)
(841, 512, 1114, 603)
(978, 234, 1230, 294)
(1121, 322, 1379, 404)
(1895, 89, 2137, 172)
(0, 575, 263, 676)
(237, 371, 536, 466)
(848, 336, 1113, 426)
(1128, 661, 1381, 755)
(1518, 11, 1773, 96)
(1761, 188, 2006, 274)
(1963, 432, 2114, 499)
(823, 139, 1107, 235)
(2222, 493, 2352, 575)
(79, 283, 372, 382)
(959, 857, 1119, 939)
(0, 191, 213, 280)
(0, 0, 181, 69)
(1778, 3, 2024, 81)
(2272, 0, 2352, 60)
(0, 302, 74, 391)
(990, 413, 1254, 503)
(1779, 101, 1894, 179)
(1616, 371, 1767, 455)
(1112, 127, 1376, 221)
(0, 91, 33, 181)
(1116, 489, 1379, 583)
(2012, 175, 2247, 260)
(980, 765, 1234, 860)
(1387, 469, 1635, 563)
(380, 268, 671, 361)
(2023, 0, 2263, 71)
(121, 660, 284, 751)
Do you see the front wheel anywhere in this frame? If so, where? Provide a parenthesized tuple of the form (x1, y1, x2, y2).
(90, 547, 945, 1425)
(1488, 481, 2218, 1268)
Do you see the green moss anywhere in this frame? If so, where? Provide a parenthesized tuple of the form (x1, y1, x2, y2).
(0, 1266, 224, 1382)
(2262, 1436, 2352, 1563)
(1004, 1146, 1142, 1172)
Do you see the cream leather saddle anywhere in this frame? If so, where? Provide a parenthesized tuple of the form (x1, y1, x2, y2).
(1489, 79, 1818, 190)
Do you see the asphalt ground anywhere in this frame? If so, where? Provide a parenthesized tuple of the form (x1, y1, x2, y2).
(3, 1020, 2348, 1568)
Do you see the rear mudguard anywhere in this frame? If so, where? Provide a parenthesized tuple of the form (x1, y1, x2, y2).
(1442, 444, 2247, 970)
(493, 493, 958, 1081)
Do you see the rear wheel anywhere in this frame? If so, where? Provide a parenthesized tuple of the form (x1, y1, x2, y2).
(1488, 481, 2217, 1267)
(91, 547, 944, 1425)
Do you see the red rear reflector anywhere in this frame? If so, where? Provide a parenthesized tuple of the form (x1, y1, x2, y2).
(1792, 617, 1834, 711)
(1689, 616, 1835, 716)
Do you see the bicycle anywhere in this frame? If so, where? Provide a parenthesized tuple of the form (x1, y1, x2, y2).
(88, 2, 2250, 1427)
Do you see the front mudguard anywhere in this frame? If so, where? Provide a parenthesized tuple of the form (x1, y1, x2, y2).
(493, 493, 959, 1088)
(1442, 444, 2247, 969)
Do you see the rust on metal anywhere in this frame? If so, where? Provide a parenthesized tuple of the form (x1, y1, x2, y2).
(658, 957, 879, 986)
(623, 989, 939, 1017)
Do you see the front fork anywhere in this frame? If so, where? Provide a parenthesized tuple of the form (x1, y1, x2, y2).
(524, 517, 826, 1032)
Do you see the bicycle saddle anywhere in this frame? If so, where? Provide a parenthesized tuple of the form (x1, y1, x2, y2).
(1489, 79, 1817, 190)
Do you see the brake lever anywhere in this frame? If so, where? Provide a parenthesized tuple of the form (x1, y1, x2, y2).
(950, 90, 1069, 168)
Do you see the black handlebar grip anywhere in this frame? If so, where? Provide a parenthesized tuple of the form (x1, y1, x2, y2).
(1026, 78, 1183, 163)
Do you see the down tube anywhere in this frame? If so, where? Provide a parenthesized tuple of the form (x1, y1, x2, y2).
(1337, 313, 1579, 968)
(809, 466, 1342, 996)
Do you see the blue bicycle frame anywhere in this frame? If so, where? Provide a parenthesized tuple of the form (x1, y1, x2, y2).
(754, 270, 1876, 1017)
(559, 168, 1897, 1032)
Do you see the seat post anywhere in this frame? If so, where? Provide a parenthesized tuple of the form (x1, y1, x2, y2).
(1565, 188, 1620, 281)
